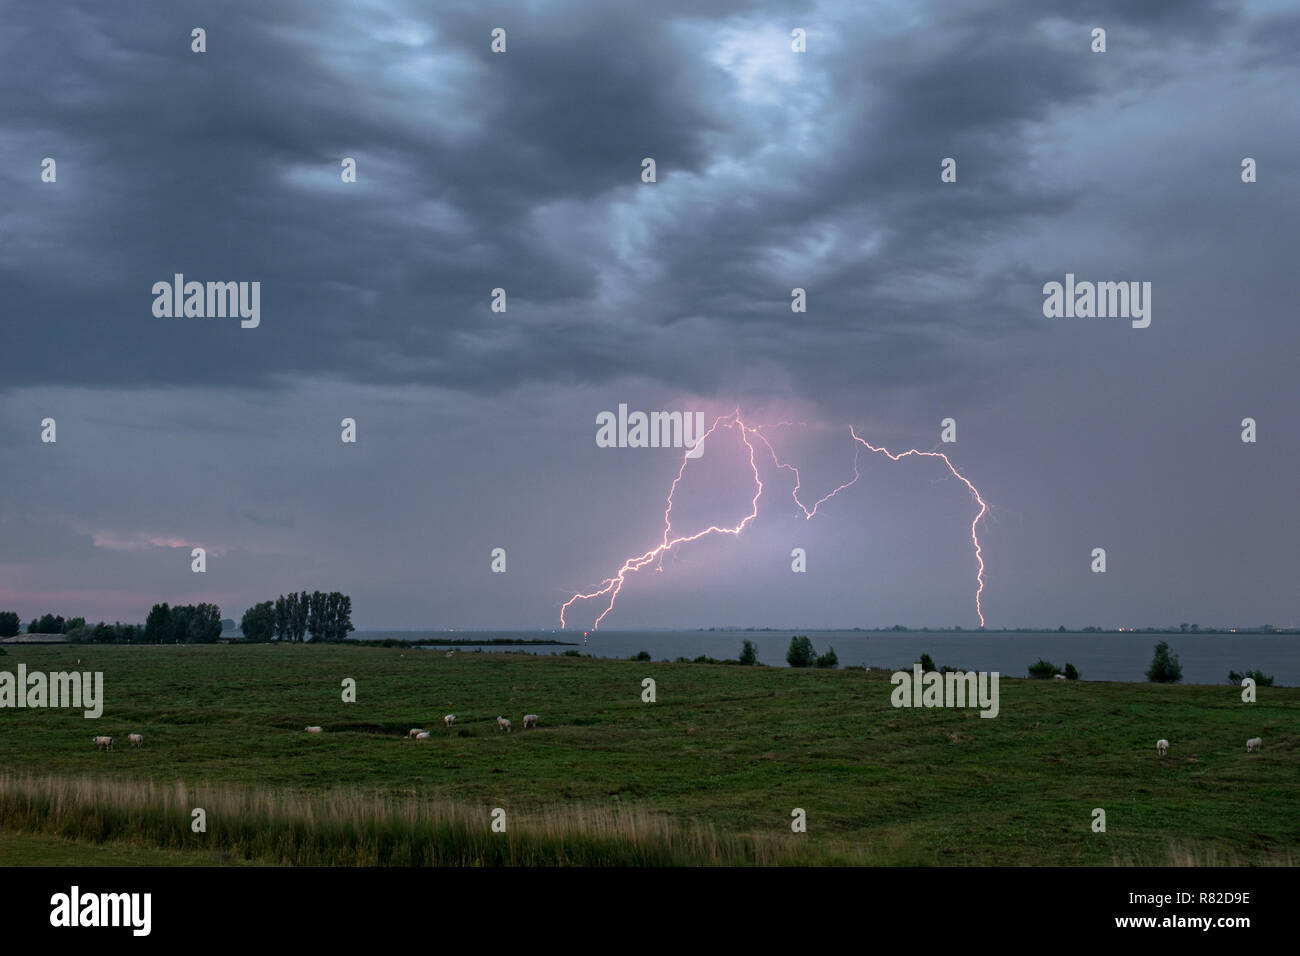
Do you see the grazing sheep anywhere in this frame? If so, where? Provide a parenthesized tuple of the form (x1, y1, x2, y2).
(523, 714, 538, 729)
(408, 728, 426, 739)
(305, 726, 323, 734)
(1052, 674, 1066, 680)
(1246, 737, 1262, 753)
(1156, 738, 1169, 757)
(496, 716, 511, 733)
(415, 731, 431, 740)
(443, 714, 455, 728)
(91, 735, 113, 751)
(128, 733, 144, 749)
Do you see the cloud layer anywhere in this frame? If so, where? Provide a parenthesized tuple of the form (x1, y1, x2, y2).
(2, 0, 1297, 630)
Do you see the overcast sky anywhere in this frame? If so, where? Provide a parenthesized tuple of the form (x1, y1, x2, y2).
(2, 0, 1297, 632)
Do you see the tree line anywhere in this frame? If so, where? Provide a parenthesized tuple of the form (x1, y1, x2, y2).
(0, 611, 146, 643)
(5, 612, 85, 636)
(1, 612, 143, 642)
(2, 592, 353, 644)
(144, 603, 224, 643)
(240, 591, 354, 642)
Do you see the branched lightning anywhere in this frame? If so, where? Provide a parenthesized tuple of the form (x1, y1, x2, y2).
(560, 411, 991, 635)
(750, 423, 862, 519)
(560, 412, 761, 636)
(847, 426, 989, 628)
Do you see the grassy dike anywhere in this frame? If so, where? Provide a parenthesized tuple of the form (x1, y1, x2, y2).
(0, 643, 1295, 865)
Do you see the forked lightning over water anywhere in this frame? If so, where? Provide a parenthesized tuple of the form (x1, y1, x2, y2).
(560, 411, 990, 637)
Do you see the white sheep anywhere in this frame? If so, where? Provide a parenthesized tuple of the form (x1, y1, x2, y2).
(443, 714, 456, 728)
(408, 728, 426, 739)
(496, 716, 511, 733)
(1156, 738, 1169, 757)
(128, 733, 144, 749)
(91, 735, 113, 751)
(305, 726, 323, 734)
(1052, 674, 1066, 680)
(415, 731, 431, 740)
(523, 714, 538, 729)
(1246, 737, 1262, 753)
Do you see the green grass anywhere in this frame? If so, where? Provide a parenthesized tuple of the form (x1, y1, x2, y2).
(0, 644, 1295, 865)
(0, 829, 260, 866)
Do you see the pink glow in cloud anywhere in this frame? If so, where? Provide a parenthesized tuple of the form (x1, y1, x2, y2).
(561, 411, 992, 633)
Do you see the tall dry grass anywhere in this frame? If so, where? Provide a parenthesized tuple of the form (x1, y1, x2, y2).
(1112, 840, 1296, 868)
(0, 774, 867, 866)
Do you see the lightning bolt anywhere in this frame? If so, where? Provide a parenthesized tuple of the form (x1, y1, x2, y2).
(560, 412, 762, 637)
(847, 426, 989, 629)
(560, 411, 991, 636)
(750, 423, 862, 519)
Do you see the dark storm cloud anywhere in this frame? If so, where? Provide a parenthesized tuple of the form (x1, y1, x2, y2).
(3, 0, 1298, 631)
(0, 0, 1261, 402)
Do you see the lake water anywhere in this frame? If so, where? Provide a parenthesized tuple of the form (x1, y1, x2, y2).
(353, 630, 1299, 686)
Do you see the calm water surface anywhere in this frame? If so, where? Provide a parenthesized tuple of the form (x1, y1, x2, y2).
(354, 630, 1299, 685)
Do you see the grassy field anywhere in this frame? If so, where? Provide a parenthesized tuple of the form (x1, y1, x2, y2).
(0, 643, 1295, 865)
(0, 829, 260, 866)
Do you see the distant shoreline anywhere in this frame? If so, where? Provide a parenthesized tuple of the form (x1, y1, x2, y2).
(690, 627, 1297, 636)
(348, 637, 580, 647)
(9, 627, 1295, 646)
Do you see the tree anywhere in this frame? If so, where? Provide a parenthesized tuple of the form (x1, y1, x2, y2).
(815, 646, 838, 669)
(144, 602, 220, 644)
(273, 595, 289, 641)
(0, 612, 19, 638)
(64, 620, 142, 644)
(1229, 669, 1274, 686)
(240, 601, 276, 642)
(786, 635, 816, 668)
(307, 591, 327, 642)
(1146, 641, 1183, 683)
(276, 594, 293, 641)
(335, 592, 355, 641)
(145, 603, 171, 643)
(918, 653, 938, 673)
(321, 592, 354, 642)
(324, 592, 339, 641)
(289, 592, 309, 642)
(1064, 662, 1080, 680)
(739, 640, 757, 666)
(1027, 659, 1060, 679)
(29, 613, 66, 634)
(188, 603, 222, 643)
(169, 605, 192, 643)
(254, 592, 354, 642)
